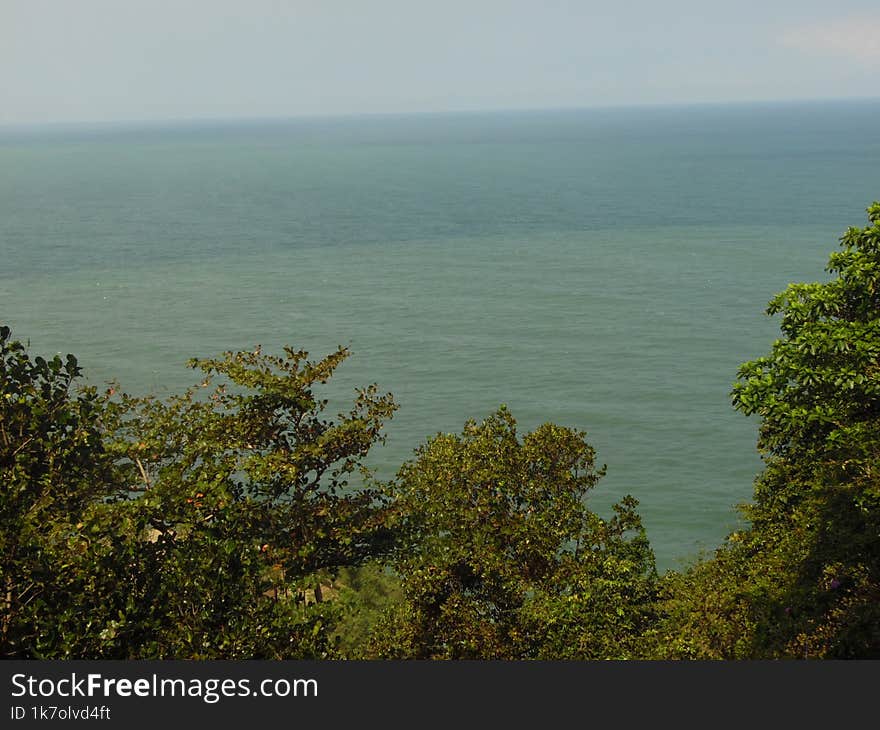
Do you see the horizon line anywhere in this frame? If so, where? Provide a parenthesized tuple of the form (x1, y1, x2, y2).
(2, 94, 880, 132)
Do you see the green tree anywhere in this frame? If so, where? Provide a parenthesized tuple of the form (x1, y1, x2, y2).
(370, 407, 657, 659)
(1, 333, 398, 658)
(331, 562, 404, 658)
(654, 202, 880, 658)
(88, 345, 397, 658)
(0, 325, 125, 656)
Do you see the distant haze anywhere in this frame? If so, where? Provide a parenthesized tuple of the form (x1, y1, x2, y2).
(1, 0, 878, 125)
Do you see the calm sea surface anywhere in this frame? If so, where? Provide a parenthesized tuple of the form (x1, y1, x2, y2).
(2, 101, 878, 570)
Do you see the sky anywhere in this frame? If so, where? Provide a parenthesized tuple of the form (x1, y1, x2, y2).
(1, 0, 878, 125)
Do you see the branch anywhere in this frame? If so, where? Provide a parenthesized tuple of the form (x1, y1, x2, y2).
(135, 458, 152, 489)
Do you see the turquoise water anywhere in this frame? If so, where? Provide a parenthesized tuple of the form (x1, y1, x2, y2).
(2, 101, 878, 570)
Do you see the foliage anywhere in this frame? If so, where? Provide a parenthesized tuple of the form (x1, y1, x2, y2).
(330, 562, 404, 658)
(0, 325, 125, 656)
(6, 202, 880, 659)
(654, 202, 880, 658)
(369, 407, 657, 659)
(1, 333, 397, 658)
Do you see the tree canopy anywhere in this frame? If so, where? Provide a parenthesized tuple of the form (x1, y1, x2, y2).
(1, 326, 122, 655)
(370, 407, 657, 659)
(1, 337, 398, 658)
(3, 201, 880, 659)
(654, 202, 880, 658)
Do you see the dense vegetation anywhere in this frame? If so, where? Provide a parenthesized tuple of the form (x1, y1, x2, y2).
(2, 203, 878, 659)
(650, 201, 880, 658)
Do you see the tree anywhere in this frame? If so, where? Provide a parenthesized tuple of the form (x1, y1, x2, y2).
(0, 325, 125, 656)
(654, 202, 880, 658)
(94, 345, 399, 658)
(1, 333, 399, 658)
(370, 407, 657, 659)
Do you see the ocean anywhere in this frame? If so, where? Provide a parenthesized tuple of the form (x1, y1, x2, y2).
(2, 100, 878, 570)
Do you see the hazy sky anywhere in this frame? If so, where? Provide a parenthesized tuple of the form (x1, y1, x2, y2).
(1, 0, 878, 124)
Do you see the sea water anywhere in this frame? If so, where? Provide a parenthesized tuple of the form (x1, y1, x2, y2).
(2, 100, 878, 570)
